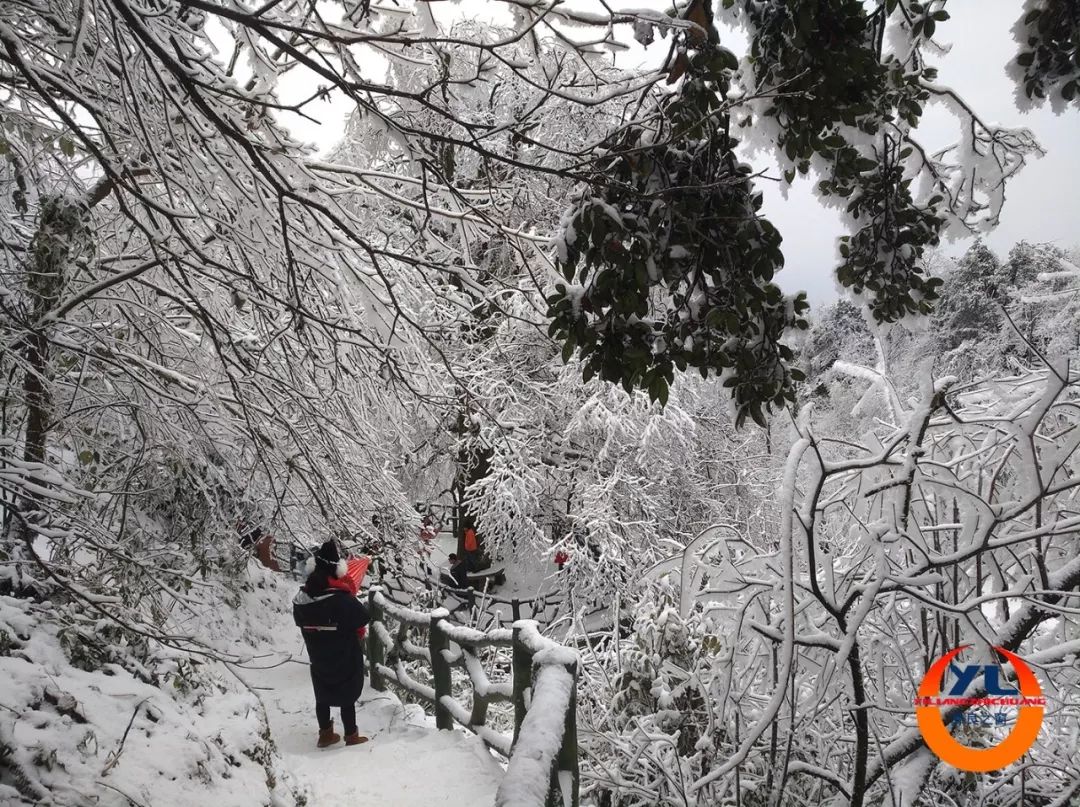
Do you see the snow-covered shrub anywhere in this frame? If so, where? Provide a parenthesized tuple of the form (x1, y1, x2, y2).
(593, 587, 715, 805)
(0, 569, 299, 806)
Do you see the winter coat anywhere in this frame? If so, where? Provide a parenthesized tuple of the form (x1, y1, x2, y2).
(326, 567, 368, 640)
(293, 587, 370, 707)
(452, 565, 470, 588)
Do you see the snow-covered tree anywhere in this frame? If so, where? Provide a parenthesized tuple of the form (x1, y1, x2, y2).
(1, 0, 1061, 432)
(549, 0, 1050, 421)
(586, 361, 1080, 807)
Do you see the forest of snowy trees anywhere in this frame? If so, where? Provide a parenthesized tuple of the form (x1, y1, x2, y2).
(1, 0, 1079, 805)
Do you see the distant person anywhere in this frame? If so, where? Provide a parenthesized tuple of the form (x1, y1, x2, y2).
(463, 526, 479, 570)
(572, 523, 601, 562)
(292, 540, 371, 748)
(420, 514, 437, 538)
(418, 514, 437, 555)
(447, 553, 470, 588)
(554, 549, 569, 571)
(238, 521, 280, 571)
(289, 544, 307, 577)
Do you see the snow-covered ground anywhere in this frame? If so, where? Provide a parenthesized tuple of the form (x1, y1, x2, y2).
(236, 569, 504, 807)
(0, 583, 294, 807)
(0, 567, 504, 806)
(240, 640, 503, 807)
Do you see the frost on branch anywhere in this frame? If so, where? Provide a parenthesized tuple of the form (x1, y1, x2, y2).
(585, 361, 1080, 806)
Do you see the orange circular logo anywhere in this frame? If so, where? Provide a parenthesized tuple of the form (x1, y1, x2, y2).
(915, 646, 1045, 772)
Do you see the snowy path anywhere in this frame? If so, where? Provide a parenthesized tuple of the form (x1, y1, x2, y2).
(243, 633, 503, 807)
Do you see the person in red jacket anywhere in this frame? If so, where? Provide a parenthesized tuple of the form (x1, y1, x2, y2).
(463, 526, 479, 570)
(238, 521, 280, 571)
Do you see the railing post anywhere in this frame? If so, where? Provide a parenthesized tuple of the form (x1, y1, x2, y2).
(544, 662, 579, 807)
(430, 615, 454, 730)
(466, 644, 489, 728)
(367, 590, 385, 692)
(511, 624, 533, 747)
(511, 598, 521, 622)
(559, 662, 580, 807)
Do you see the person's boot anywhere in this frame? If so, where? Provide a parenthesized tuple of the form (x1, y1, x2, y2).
(344, 731, 369, 746)
(317, 722, 341, 748)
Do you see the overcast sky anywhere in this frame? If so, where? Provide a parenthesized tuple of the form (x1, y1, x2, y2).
(278, 1, 1077, 307)
(755, 2, 1080, 304)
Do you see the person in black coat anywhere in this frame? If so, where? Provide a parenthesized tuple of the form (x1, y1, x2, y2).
(446, 552, 470, 588)
(292, 540, 371, 748)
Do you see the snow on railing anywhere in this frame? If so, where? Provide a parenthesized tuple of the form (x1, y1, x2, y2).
(498, 620, 579, 807)
(374, 563, 609, 633)
(367, 591, 579, 807)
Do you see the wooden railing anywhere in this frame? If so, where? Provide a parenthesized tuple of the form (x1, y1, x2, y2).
(373, 563, 610, 635)
(366, 589, 579, 807)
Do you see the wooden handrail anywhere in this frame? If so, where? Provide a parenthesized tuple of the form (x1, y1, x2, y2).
(366, 590, 579, 807)
(372, 562, 610, 633)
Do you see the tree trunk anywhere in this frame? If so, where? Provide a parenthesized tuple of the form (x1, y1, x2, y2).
(1, 195, 88, 595)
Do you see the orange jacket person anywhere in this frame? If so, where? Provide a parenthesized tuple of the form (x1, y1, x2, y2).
(463, 527, 479, 570)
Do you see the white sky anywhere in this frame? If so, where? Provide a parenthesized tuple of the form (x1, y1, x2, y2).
(275, 1, 1078, 306)
(762, 1, 1080, 303)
